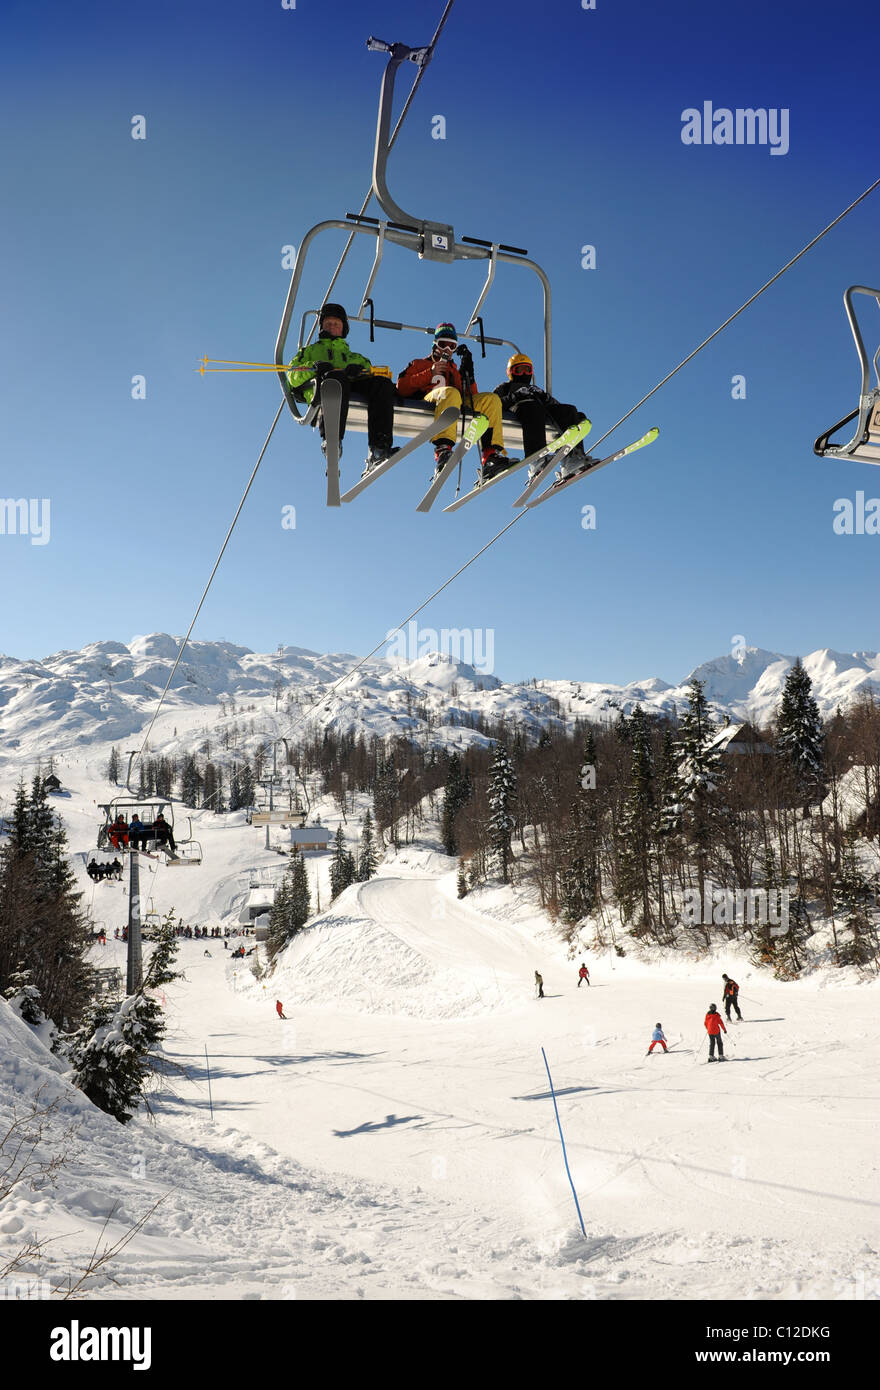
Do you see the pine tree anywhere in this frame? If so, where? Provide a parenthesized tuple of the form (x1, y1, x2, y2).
(2, 965, 43, 1025)
(106, 746, 120, 784)
(615, 709, 655, 930)
(457, 858, 469, 898)
(69, 924, 180, 1124)
(488, 742, 517, 883)
(776, 658, 825, 815)
(0, 779, 92, 1029)
(180, 754, 202, 808)
(831, 838, 878, 968)
(267, 850, 312, 962)
(357, 810, 378, 882)
(672, 680, 723, 905)
(440, 753, 472, 856)
(329, 826, 355, 900)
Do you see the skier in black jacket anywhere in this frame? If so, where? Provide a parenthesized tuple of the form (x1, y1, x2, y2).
(493, 354, 590, 462)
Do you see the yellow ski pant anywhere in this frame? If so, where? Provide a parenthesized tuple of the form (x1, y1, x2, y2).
(424, 387, 504, 448)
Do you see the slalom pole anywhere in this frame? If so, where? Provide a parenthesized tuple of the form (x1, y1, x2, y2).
(541, 1048, 587, 1240)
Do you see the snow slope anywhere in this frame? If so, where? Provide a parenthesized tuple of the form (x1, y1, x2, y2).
(4, 844, 877, 1302)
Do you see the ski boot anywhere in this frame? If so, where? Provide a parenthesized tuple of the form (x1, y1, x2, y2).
(432, 443, 454, 478)
(556, 445, 595, 482)
(363, 444, 399, 474)
(320, 437, 342, 464)
(480, 445, 516, 482)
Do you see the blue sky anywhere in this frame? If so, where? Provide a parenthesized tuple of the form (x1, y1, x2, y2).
(1, 0, 878, 687)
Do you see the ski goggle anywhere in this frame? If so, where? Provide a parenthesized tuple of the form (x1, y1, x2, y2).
(434, 339, 457, 353)
(511, 362, 533, 376)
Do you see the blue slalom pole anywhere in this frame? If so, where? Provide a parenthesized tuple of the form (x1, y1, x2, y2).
(541, 1047, 587, 1240)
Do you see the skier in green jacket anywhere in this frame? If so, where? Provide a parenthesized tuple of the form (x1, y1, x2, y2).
(287, 303, 397, 468)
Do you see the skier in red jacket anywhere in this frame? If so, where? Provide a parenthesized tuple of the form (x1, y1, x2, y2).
(276, 1000, 287, 1020)
(704, 1004, 727, 1061)
(397, 323, 514, 479)
(577, 963, 590, 988)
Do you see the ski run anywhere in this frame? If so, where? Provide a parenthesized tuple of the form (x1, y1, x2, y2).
(2, 779, 878, 1303)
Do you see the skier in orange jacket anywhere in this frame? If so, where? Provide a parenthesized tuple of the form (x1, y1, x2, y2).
(704, 1004, 727, 1062)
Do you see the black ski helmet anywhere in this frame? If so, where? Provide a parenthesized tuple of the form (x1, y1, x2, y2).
(655, 1022, 662, 1029)
(708, 1003, 717, 1011)
(319, 302, 350, 336)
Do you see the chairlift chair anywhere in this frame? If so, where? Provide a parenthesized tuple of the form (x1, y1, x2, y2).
(274, 26, 554, 502)
(815, 285, 880, 466)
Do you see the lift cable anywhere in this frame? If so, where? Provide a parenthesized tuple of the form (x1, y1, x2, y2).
(127, 3, 456, 783)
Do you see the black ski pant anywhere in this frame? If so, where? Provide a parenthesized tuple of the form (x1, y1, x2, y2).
(724, 996, 742, 1020)
(708, 1033, 724, 1058)
(317, 371, 395, 450)
(510, 400, 586, 458)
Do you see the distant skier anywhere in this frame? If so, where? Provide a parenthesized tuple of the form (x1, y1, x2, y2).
(577, 962, 590, 988)
(647, 1023, 668, 1055)
(276, 1000, 287, 1019)
(534, 971, 544, 1000)
(704, 1004, 727, 1062)
(721, 973, 743, 1020)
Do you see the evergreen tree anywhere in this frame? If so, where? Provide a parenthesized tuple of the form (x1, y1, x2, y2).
(441, 753, 472, 856)
(290, 849, 311, 931)
(106, 746, 120, 785)
(329, 826, 355, 900)
(457, 858, 469, 898)
(69, 923, 180, 1124)
(180, 754, 202, 808)
(357, 810, 378, 882)
(831, 839, 878, 968)
(776, 658, 825, 814)
(373, 755, 399, 845)
(2, 965, 43, 1025)
(0, 779, 92, 1028)
(672, 680, 723, 904)
(615, 710, 655, 929)
(487, 742, 517, 883)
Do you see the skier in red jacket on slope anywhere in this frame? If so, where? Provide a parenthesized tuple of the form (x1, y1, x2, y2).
(704, 1004, 727, 1061)
(276, 1000, 287, 1020)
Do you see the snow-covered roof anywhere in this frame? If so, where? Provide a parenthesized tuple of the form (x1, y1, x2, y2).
(706, 722, 773, 754)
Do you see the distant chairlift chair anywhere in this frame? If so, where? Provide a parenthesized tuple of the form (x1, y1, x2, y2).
(815, 285, 880, 466)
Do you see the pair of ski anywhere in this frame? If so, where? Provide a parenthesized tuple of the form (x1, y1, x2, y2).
(318, 380, 446, 508)
(444, 419, 660, 512)
(340, 405, 488, 511)
(319, 377, 659, 510)
(325, 390, 468, 508)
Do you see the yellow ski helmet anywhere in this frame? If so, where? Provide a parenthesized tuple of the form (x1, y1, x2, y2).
(507, 353, 533, 380)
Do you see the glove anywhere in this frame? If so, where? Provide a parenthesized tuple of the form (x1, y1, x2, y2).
(345, 363, 365, 380)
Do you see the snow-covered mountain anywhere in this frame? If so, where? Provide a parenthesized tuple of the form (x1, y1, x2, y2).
(0, 635, 878, 766)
